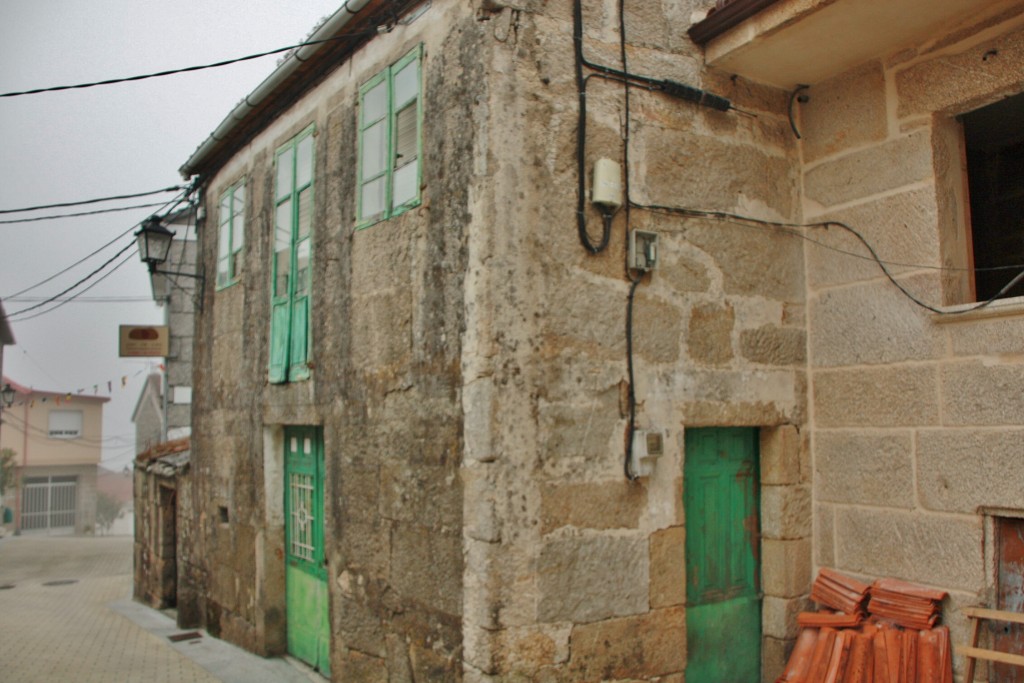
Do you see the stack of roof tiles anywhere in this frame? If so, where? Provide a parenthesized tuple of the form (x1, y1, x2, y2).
(776, 570, 953, 683)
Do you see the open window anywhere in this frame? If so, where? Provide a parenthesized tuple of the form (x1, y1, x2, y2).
(357, 45, 422, 228)
(960, 92, 1024, 302)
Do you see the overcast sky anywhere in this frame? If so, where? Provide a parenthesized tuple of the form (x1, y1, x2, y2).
(0, 1, 343, 469)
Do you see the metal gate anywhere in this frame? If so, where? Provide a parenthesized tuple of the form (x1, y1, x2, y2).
(21, 475, 77, 533)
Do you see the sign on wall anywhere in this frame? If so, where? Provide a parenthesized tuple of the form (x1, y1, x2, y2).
(118, 325, 169, 357)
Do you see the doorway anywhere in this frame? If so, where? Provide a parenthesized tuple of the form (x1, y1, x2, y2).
(284, 426, 330, 676)
(684, 427, 761, 683)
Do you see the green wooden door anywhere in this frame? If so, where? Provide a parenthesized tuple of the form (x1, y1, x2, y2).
(684, 427, 761, 683)
(284, 427, 330, 676)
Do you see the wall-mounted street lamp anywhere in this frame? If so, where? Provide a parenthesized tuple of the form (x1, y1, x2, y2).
(135, 215, 205, 309)
(1, 383, 15, 410)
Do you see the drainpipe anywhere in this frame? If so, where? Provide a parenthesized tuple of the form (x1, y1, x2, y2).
(162, 300, 170, 444)
(15, 392, 28, 534)
(179, 0, 374, 178)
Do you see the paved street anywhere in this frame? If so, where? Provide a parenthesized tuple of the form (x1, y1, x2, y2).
(0, 534, 320, 682)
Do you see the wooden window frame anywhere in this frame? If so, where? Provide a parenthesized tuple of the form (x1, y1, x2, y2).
(269, 125, 316, 384)
(356, 45, 423, 229)
(216, 179, 246, 290)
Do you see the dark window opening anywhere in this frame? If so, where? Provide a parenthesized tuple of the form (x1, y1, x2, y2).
(962, 91, 1024, 301)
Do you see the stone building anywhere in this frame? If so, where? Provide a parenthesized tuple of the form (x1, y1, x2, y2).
(166, 0, 1024, 680)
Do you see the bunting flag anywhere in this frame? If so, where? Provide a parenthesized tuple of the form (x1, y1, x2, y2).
(3, 366, 156, 409)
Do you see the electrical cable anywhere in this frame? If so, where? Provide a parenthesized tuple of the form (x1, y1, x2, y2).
(4, 187, 190, 300)
(618, 0, 642, 482)
(632, 201, 1024, 315)
(7, 248, 139, 323)
(5, 296, 154, 303)
(624, 277, 641, 481)
(0, 202, 168, 226)
(0, 25, 386, 99)
(5, 241, 137, 319)
(0, 187, 183, 215)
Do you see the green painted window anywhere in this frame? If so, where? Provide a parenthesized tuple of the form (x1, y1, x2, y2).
(216, 180, 246, 289)
(357, 45, 422, 228)
(269, 126, 315, 384)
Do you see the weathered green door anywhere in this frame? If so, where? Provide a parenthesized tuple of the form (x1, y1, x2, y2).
(684, 427, 761, 683)
(284, 427, 330, 676)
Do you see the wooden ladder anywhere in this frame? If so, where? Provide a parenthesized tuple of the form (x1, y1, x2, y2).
(962, 606, 1024, 682)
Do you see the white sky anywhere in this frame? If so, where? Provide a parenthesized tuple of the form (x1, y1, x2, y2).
(0, 0, 343, 469)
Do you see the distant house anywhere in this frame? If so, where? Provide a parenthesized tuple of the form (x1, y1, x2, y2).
(0, 378, 107, 535)
(132, 373, 165, 456)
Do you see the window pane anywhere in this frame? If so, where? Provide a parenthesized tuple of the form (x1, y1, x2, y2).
(295, 239, 310, 296)
(217, 257, 229, 287)
(275, 200, 292, 296)
(276, 148, 294, 200)
(296, 135, 314, 188)
(393, 59, 419, 107)
(393, 162, 417, 208)
(362, 81, 387, 124)
(362, 120, 387, 178)
(361, 176, 386, 220)
(297, 187, 312, 239)
(219, 221, 231, 259)
(394, 103, 417, 168)
(233, 210, 245, 252)
(219, 194, 231, 226)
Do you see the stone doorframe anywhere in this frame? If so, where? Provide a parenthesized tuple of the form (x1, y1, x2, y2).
(757, 424, 812, 682)
(258, 425, 289, 656)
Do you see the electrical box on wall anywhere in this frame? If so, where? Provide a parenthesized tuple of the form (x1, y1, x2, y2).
(630, 429, 666, 478)
(628, 230, 658, 271)
(591, 158, 623, 212)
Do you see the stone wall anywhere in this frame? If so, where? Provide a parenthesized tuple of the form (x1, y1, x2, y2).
(800, 9, 1024, 678)
(190, 1, 481, 678)
(462, 2, 807, 681)
(176, 2, 1024, 682)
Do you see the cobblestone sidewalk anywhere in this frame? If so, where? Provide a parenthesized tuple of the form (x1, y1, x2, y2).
(0, 535, 318, 683)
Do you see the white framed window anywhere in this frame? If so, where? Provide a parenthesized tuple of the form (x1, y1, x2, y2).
(48, 410, 83, 439)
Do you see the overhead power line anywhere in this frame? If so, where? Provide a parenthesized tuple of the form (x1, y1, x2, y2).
(0, 187, 183, 215)
(6, 239, 137, 319)
(0, 202, 167, 225)
(0, 26, 381, 99)
(4, 187, 190, 301)
(7, 248, 139, 323)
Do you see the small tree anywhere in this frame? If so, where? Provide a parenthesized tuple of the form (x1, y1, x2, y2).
(95, 491, 123, 535)
(0, 448, 16, 496)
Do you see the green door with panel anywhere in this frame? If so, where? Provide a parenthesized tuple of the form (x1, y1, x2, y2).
(684, 427, 761, 683)
(284, 426, 330, 676)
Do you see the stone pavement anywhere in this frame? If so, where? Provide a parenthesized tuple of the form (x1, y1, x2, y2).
(0, 534, 321, 682)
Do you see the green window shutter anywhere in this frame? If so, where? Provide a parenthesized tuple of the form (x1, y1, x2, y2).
(356, 45, 422, 229)
(269, 126, 316, 383)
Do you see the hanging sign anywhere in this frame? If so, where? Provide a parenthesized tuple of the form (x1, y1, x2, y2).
(118, 325, 169, 357)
